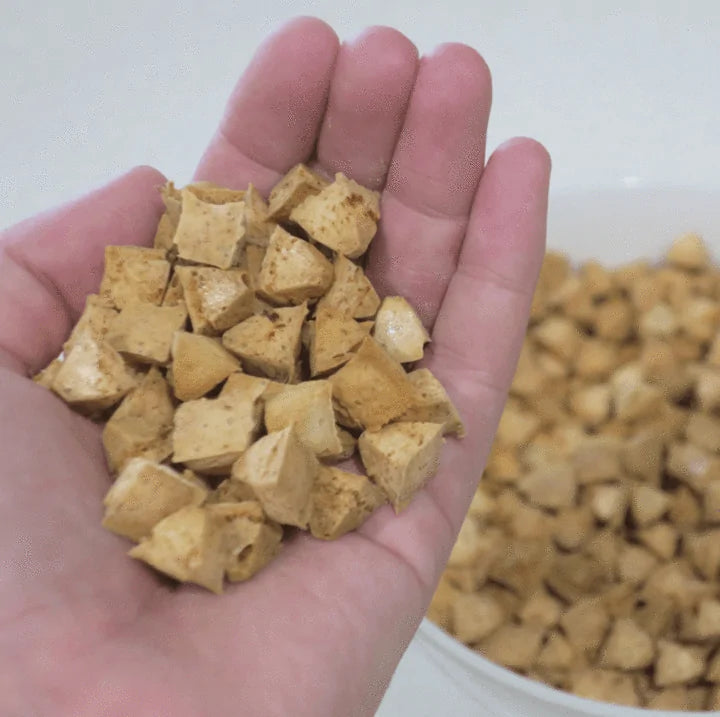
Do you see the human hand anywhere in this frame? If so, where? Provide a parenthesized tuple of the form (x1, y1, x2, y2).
(0, 17, 550, 717)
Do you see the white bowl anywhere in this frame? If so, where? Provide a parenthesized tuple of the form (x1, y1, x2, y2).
(378, 186, 719, 717)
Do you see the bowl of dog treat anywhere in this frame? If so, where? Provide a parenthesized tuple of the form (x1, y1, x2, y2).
(415, 186, 720, 716)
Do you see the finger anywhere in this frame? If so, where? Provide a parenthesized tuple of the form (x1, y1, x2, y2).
(0, 166, 166, 375)
(426, 137, 552, 524)
(194, 17, 339, 195)
(313, 26, 418, 190)
(355, 139, 550, 593)
(367, 43, 492, 326)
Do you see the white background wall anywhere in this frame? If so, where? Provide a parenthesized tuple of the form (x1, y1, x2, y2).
(2, 2, 719, 228)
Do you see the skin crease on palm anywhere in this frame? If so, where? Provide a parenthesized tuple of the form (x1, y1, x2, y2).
(0, 17, 550, 717)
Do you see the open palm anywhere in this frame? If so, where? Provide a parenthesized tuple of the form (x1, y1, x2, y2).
(0, 18, 550, 717)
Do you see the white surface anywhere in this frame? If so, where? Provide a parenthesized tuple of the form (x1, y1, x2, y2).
(3, 4, 720, 716)
(2, 2, 720, 228)
(379, 187, 720, 717)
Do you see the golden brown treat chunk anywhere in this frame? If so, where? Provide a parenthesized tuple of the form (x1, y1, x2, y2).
(480, 624, 545, 670)
(51, 334, 136, 411)
(535, 631, 575, 672)
(153, 184, 182, 251)
(308, 466, 385, 540)
(257, 226, 334, 305)
(243, 184, 275, 246)
(330, 337, 414, 431)
(666, 232, 709, 271)
(243, 244, 266, 291)
(185, 181, 246, 204)
(655, 640, 706, 687)
(106, 303, 188, 365)
(570, 670, 639, 707)
(630, 484, 670, 527)
(264, 380, 344, 458)
(397, 368, 464, 437)
(309, 308, 373, 376)
(175, 265, 253, 334)
(172, 395, 261, 474)
(517, 462, 577, 509)
(99, 246, 171, 309)
(102, 458, 208, 542)
(222, 304, 307, 382)
(267, 163, 328, 222)
(64, 294, 117, 352)
(290, 173, 380, 258)
(373, 296, 430, 363)
(32, 357, 63, 389)
(316, 254, 380, 319)
(451, 591, 505, 644)
(358, 421, 444, 512)
(173, 189, 245, 269)
(169, 331, 240, 401)
(102, 367, 174, 473)
(600, 618, 655, 670)
(129, 506, 225, 594)
(219, 372, 284, 404)
(206, 501, 282, 582)
(231, 426, 318, 529)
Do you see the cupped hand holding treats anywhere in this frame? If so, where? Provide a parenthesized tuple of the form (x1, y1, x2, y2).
(0, 18, 550, 717)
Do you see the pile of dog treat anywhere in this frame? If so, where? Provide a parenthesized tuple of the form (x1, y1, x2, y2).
(34, 166, 463, 594)
(430, 233, 720, 710)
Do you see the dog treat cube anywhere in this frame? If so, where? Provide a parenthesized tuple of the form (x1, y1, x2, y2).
(571, 670, 639, 706)
(655, 640, 706, 687)
(222, 304, 307, 382)
(397, 368, 465, 437)
(206, 501, 282, 582)
(480, 624, 545, 671)
(666, 232, 709, 271)
(257, 226, 334, 304)
(102, 367, 174, 473)
(600, 618, 655, 670)
(99, 246, 171, 309)
(173, 189, 246, 269)
(244, 244, 266, 291)
(185, 181, 246, 204)
(51, 334, 136, 411)
(373, 296, 430, 363)
(267, 163, 328, 222)
(310, 307, 373, 376)
(219, 372, 285, 404)
(451, 591, 506, 644)
(308, 466, 385, 540)
(317, 254, 380, 319)
(153, 183, 183, 251)
(290, 173, 380, 258)
(102, 458, 208, 542)
(358, 422, 444, 511)
(64, 294, 118, 352)
(231, 426, 319, 528)
(172, 395, 262, 474)
(243, 184, 275, 246)
(33, 357, 63, 389)
(107, 303, 188, 364)
(129, 506, 225, 593)
(264, 380, 345, 458)
(330, 337, 414, 431)
(175, 266, 254, 334)
(169, 331, 240, 401)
